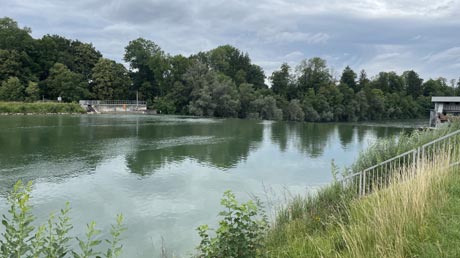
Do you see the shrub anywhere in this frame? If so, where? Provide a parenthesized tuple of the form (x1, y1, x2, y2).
(196, 190, 268, 258)
(0, 180, 126, 258)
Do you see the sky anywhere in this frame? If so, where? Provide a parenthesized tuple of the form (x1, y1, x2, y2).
(2, 0, 460, 82)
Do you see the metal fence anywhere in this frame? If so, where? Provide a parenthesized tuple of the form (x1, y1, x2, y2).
(79, 100, 147, 105)
(341, 128, 460, 196)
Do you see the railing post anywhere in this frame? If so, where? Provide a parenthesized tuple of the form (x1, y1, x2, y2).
(421, 146, 425, 172)
(361, 171, 366, 196)
(358, 172, 362, 196)
(412, 149, 417, 177)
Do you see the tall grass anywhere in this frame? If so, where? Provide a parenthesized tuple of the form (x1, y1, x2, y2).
(263, 145, 458, 257)
(334, 156, 450, 258)
(351, 123, 460, 173)
(0, 102, 85, 114)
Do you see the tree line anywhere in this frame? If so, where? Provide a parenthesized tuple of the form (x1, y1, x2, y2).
(1, 17, 459, 121)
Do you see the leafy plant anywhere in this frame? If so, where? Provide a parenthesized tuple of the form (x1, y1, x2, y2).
(0, 180, 126, 258)
(196, 190, 268, 258)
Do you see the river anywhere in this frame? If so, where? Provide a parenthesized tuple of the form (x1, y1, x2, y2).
(0, 115, 423, 257)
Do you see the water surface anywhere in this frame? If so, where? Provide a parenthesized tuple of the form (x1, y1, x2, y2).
(0, 115, 420, 257)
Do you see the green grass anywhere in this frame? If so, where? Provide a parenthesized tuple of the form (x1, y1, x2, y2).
(351, 123, 460, 173)
(0, 101, 85, 114)
(409, 169, 460, 258)
(262, 126, 460, 258)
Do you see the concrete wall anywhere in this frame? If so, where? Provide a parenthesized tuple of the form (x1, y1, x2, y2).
(82, 104, 147, 113)
(96, 104, 147, 113)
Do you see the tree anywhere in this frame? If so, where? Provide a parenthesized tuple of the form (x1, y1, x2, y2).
(0, 50, 22, 81)
(270, 63, 291, 98)
(403, 70, 423, 98)
(0, 77, 25, 101)
(0, 17, 34, 52)
(71, 41, 102, 80)
(296, 57, 331, 94)
(357, 69, 369, 91)
(91, 58, 131, 100)
(198, 45, 266, 89)
(25, 81, 40, 101)
(238, 83, 257, 118)
(124, 38, 167, 100)
(286, 99, 305, 121)
(211, 75, 240, 117)
(44, 63, 88, 102)
(340, 66, 357, 92)
(250, 96, 283, 120)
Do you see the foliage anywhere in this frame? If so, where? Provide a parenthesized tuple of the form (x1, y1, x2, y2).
(196, 190, 268, 258)
(0, 16, 458, 122)
(44, 63, 88, 102)
(0, 77, 25, 101)
(0, 180, 126, 258)
(91, 58, 131, 100)
(0, 101, 85, 114)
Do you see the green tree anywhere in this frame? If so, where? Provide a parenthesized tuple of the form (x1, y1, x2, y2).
(0, 49, 22, 81)
(0, 17, 34, 52)
(124, 38, 167, 100)
(357, 69, 369, 91)
(340, 65, 357, 92)
(0, 77, 25, 101)
(238, 83, 257, 118)
(286, 99, 305, 121)
(198, 45, 266, 89)
(212, 75, 240, 117)
(296, 57, 331, 95)
(404, 70, 423, 98)
(25, 81, 40, 101)
(45, 63, 88, 102)
(71, 41, 102, 80)
(270, 63, 291, 98)
(250, 96, 283, 120)
(91, 58, 132, 100)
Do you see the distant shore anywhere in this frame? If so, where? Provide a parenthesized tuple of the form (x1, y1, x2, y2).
(0, 102, 86, 115)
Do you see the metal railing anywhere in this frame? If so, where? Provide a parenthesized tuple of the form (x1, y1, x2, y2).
(341, 129, 460, 196)
(79, 100, 147, 106)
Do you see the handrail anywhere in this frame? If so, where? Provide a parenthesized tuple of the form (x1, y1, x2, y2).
(362, 149, 415, 172)
(421, 129, 460, 147)
(342, 128, 460, 196)
(79, 100, 147, 105)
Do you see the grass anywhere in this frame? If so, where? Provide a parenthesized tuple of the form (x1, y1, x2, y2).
(351, 123, 460, 172)
(262, 126, 460, 258)
(0, 101, 85, 114)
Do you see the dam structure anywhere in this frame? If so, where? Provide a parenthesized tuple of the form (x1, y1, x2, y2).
(79, 100, 148, 113)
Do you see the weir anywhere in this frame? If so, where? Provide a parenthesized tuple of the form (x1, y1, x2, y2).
(79, 100, 148, 113)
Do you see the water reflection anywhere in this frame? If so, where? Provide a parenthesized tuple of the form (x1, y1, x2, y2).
(125, 119, 264, 175)
(0, 116, 414, 186)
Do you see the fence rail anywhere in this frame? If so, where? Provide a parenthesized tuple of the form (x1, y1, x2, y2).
(341, 128, 460, 196)
(79, 100, 147, 105)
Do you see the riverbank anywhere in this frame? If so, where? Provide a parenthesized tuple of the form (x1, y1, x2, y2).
(263, 161, 460, 257)
(261, 124, 460, 257)
(0, 101, 85, 114)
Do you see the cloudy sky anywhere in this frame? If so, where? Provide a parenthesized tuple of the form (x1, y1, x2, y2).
(2, 0, 460, 81)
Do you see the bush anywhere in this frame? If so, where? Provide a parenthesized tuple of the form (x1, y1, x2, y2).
(0, 180, 126, 258)
(196, 190, 268, 258)
(0, 102, 85, 114)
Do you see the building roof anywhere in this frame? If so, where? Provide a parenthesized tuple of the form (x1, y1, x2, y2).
(432, 96, 460, 103)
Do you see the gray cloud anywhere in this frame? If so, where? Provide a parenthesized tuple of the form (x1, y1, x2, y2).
(1, 0, 460, 80)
